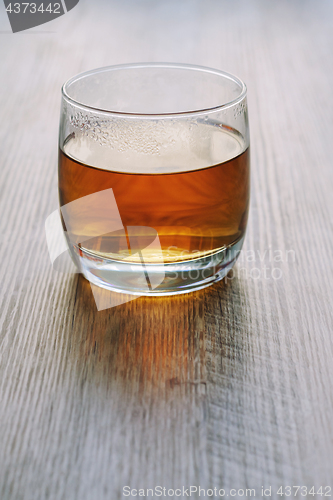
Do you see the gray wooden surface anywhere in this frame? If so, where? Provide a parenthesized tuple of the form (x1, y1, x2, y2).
(1, 1, 333, 499)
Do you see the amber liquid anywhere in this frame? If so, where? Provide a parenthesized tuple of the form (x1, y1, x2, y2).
(59, 127, 249, 264)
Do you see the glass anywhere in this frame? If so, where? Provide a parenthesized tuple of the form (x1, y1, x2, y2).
(58, 63, 250, 295)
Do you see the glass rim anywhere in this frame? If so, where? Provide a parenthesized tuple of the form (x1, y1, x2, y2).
(62, 62, 247, 118)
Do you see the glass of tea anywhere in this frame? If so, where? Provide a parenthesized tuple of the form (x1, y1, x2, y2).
(58, 63, 250, 295)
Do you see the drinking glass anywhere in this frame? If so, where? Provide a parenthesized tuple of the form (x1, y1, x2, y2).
(58, 63, 250, 295)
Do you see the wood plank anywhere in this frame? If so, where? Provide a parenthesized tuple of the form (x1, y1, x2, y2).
(0, 0, 332, 498)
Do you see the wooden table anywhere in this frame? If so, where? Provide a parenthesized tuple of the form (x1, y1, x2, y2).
(1, 1, 332, 498)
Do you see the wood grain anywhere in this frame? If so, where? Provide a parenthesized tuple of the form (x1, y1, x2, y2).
(0, 0, 333, 498)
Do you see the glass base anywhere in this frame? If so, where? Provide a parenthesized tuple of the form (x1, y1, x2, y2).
(73, 236, 245, 296)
